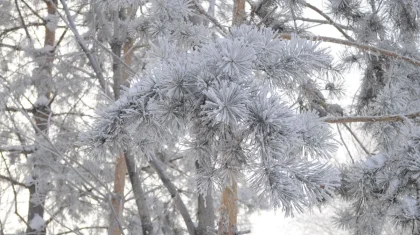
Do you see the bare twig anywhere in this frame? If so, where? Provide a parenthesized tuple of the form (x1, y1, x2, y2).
(294, 17, 352, 30)
(257, 6, 277, 26)
(191, 0, 228, 35)
(342, 123, 371, 156)
(20, 0, 46, 23)
(336, 124, 355, 164)
(304, 3, 355, 41)
(14, 0, 33, 42)
(0, 43, 23, 51)
(56, 226, 107, 235)
(0, 153, 29, 226)
(56, 0, 110, 97)
(0, 174, 28, 188)
(90, 37, 137, 75)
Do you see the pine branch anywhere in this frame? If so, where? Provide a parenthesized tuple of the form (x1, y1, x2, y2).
(0, 43, 23, 51)
(304, 3, 355, 42)
(279, 34, 420, 67)
(56, 226, 107, 235)
(0, 174, 28, 188)
(0, 145, 37, 154)
(56, 0, 110, 97)
(336, 124, 355, 164)
(3, 106, 34, 113)
(0, 23, 45, 39)
(1, 153, 30, 227)
(20, 0, 46, 23)
(14, 0, 33, 42)
(91, 37, 136, 75)
(342, 123, 371, 156)
(322, 111, 420, 124)
(192, 0, 228, 35)
(294, 17, 352, 30)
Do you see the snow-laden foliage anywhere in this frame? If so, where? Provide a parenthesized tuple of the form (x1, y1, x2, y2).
(9, 0, 420, 234)
(84, 24, 339, 215)
(327, 0, 420, 234)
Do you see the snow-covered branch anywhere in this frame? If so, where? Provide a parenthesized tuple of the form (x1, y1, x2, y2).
(0, 174, 27, 188)
(279, 34, 420, 67)
(304, 3, 354, 41)
(322, 111, 420, 124)
(0, 145, 37, 154)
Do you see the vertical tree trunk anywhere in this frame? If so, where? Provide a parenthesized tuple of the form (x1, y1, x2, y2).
(192, 2, 216, 233)
(124, 151, 153, 235)
(108, 9, 126, 235)
(218, 179, 238, 235)
(108, 153, 127, 235)
(232, 0, 246, 26)
(26, 1, 57, 234)
(196, 161, 215, 235)
(149, 154, 197, 235)
(218, 2, 245, 234)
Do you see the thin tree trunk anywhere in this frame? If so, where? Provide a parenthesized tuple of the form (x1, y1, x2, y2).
(149, 154, 197, 235)
(232, 0, 246, 26)
(218, 180, 238, 235)
(217, 2, 245, 234)
(191, 2, 216, 233)
(108, 153, 127, 235)
(196, 161, 215, 235)
(108, 9, 127, 235)
(124, 151, 153, 235)
(26, 1, 57, 234)
(121, 7, 154, 234)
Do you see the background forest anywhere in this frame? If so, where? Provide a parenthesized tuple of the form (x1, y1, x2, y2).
(2, 0, 420, 235)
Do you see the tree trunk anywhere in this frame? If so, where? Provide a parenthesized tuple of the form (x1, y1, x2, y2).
(218, 180, 238, 235)
(26, 1, 57, 234)
(108, 9, 127, 235)
(217, 2, 246, 234)
(232, 0, 246, 26)
(196, 161, 215, 235)
(149, 154, 197, 235)
(108, 153, 127, 235)
(124, 151, 153, 235)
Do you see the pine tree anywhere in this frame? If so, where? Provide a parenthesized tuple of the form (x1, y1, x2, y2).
(5, 0, 420, 234)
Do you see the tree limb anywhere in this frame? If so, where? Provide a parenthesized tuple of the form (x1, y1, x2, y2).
(279, 34, 420, 67)
(56, 0, 110, 97)
(322, 111, 420, 124)
(304, 3, 355, 42)
(148, 153, 197, 235)
(294, 17, 352, 30)
(0, 174, 28, 188)
(192, 0, 228, 35)
(0, 145, 37, 154)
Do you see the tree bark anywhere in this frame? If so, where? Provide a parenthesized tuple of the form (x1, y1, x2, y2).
(124, 151, 153, 235)
(218, 180, 238, 235)
(108, 153, 127, 235)
(149, 154, 197, 235)
(196, 161, 215, 235)
(217, 2, 246, 234)
(26, 1, 57, 234)
(232, 0, 246, 26)
(108, 9, 127, 235)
